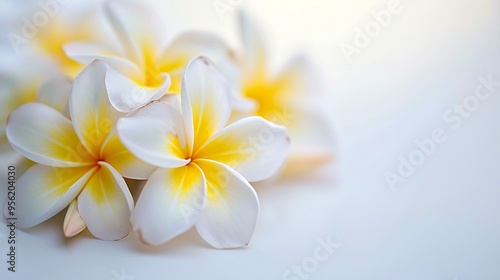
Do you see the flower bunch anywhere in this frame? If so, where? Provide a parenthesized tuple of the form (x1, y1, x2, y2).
(1, 0, 333, 248)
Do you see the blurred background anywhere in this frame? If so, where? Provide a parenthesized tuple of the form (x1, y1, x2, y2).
(1, 0, 500, 279)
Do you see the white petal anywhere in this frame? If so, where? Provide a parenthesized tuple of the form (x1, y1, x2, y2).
(159, 93, 182, 112)
(104, 0, 164, 65)
(158, 31, 231, 93)
(70, 60, 124, 157)
(117, 101, 189, 168)
(181, 57, 232, 153)
(194, 159, 259, 249)
(37, 75, 71, 116)
(63, 199, 87, 238)
(101, 131, 156, 180)
(0, 82, 16, 139)
(281, 105, 335, 177)
(273, 55, 317, 102)
(196, 117, 290, 182)
(281, 148, 334, 178)
(239, 11, 267, 80)
(159, 32, 231, 92)
(161, 32, 230, 69)
(286, 105, 335, 147)
(4, 164, 95, 228)
(6, 103, 95, 167)
(77, 161, 133, 241)
(63, 42, 142, 79)
(130, 164, 205, 246)
(105, 66, 171, 112)
(0, 143, 30, 181)
(217, 60, 256, 117)
(164, 67, 184, 94)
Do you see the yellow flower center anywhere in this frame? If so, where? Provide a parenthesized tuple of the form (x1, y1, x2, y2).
(245, 83, 277, 117)
(37, 19, 93, 77)
(142, 45, 164, 88)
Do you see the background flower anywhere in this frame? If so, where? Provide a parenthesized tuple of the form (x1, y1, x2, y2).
(64, 0, 232, 112)
(0, 0, 107, 178)
(222, 11, 336, 178)
(0, 67, 71, 178)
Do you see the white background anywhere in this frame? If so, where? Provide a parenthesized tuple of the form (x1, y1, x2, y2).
(1, 0, 500, 279)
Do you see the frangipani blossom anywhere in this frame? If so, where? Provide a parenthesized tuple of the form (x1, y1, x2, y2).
(0, 1, 105, 176)
(33, 8, 104, 78)
(227, 12, 336, 176)
(65, 0, 230, 112)
(117, 57, 290, 248)
(3, 0, 106, 78)
(4, 60, 155, 240)
(0, 69, 71, 177)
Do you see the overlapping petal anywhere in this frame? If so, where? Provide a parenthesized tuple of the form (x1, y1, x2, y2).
(105, 67, 171, 112)
(70, 60, 123, 157)
(77, 161, 133, 241)
(36, 75, 71, 117)
(196, 117, 289, 182)
(194, 159, 259, 249)
(63, 199, 87, 238)
(63, 42, 142, 79)
(5, 164, 95, 228)
(6, 103, 95, 167)
(181, 57, 232, 153)
(130, 164, 206, 246)
(117, 101, 189, 168)
(101, 131, 156, 180)
(160, 32, 231, 93)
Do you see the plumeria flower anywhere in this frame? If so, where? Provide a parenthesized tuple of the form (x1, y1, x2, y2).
(117, 57, 290, 248)
(4, 60, 155, 240)
(3, 0, 106, 78)
(28, 3, 106, 78)
(64, 0, 231, 113)
(225, 12, 336, 177)
(0, 68, 71, 177)
(0, 1, 105, 176)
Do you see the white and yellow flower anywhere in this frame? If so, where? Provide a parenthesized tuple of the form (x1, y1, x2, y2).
(0, 1, 106, 176)
(0, 70, 71, 177)
(117, 57, 290, 248)
(2, 0, 106, 78)
(227, 12, 336, 177)
(4, 60, 155, 240)
(64, 0, 230, 112)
